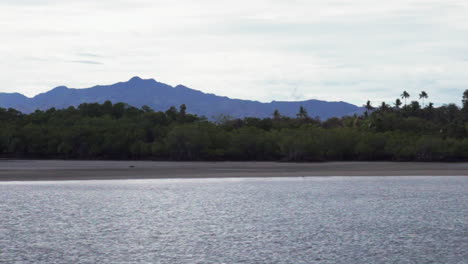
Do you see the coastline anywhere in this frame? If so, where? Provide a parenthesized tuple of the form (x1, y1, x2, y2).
(0, 160, 467, 181)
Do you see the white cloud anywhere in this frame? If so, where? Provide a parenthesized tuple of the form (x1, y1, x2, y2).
(0, 0, 467, 106)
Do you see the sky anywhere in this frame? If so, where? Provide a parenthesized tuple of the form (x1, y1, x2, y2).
(1, 0, 468, 106)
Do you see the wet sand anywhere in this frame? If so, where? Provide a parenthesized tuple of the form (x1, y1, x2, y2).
(0, 160, 467, 181)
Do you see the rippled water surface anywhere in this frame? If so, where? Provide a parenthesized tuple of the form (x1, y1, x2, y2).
(1, 176, 467, 263)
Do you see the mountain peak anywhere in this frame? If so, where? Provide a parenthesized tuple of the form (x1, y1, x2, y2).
(50, 86, 69, 92)
(175, 84, 189, 89)
(0, 77, 364, 118)
(128, 76, 143, 82)
(127, 76, 158, 86)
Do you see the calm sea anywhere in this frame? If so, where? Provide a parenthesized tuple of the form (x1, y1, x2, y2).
(0, 176, 466, 263)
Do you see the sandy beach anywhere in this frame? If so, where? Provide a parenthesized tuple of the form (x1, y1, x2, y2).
(0, 160, 466, 181)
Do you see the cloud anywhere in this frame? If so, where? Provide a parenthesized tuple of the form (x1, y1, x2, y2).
(68, 60, 103, 65)
(77, 53, 102, 58)
(0, 0, 467, 106)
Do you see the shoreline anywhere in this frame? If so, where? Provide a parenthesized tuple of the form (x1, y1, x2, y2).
(0, 160, 467, 181)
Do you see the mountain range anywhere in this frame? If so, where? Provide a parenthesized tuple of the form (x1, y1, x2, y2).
(0, 77, 364, 119)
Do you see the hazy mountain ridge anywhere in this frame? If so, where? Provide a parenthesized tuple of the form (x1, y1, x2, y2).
(0, 77, 364, 119)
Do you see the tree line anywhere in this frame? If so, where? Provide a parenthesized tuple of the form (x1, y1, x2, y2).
(0, 90, 467, 161)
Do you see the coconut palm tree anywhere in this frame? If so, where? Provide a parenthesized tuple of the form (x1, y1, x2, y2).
(463, 90, 468, 109)
(364, 100, 374, 117)
(401, 91, 410, 106)
(427, 102, 434, 113)
(179, 104, 187, 116)
(380, 101, 390, 112)
(273, 109, 281, 120)
(394, 98, 402, 109)
(296, 106, 308, 119)
(462, 90, 468, 118)
(419, 91, 428, 107)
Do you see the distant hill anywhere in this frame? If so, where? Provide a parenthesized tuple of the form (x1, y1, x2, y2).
(0, 77, 364, 119)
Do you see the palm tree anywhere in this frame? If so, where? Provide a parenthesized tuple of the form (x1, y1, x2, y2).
(419, 91, 428, 107)
(297, 106, 308, 119)
(179, 104, 187, 116)
(401, 91, 410, 106)
(380, 102, 390, 112)
(425, 102, 434, 118)
(463, 90, 468, 110)
(364, 100, 374, 117)
(427, 102, 434, 112)
(394, 98, 402, 109)
(462, 90, 468, 118)
(273, 109, 281, 120)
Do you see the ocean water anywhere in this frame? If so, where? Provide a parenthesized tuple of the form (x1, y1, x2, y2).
(0, 176, 466, 263)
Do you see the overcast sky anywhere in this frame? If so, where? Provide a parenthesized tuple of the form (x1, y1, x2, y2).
(1, 0, 467, 105)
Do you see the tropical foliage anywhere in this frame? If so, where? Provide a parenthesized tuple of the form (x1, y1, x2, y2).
(0, 91, 467, 161)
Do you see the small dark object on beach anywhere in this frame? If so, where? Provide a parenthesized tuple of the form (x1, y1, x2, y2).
(129, 165, 135, 168)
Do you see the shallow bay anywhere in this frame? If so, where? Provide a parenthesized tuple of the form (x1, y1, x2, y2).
(1, 176, 466, 263)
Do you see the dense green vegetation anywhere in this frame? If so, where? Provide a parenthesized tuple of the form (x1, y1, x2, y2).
(1, 90, 467, 161)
